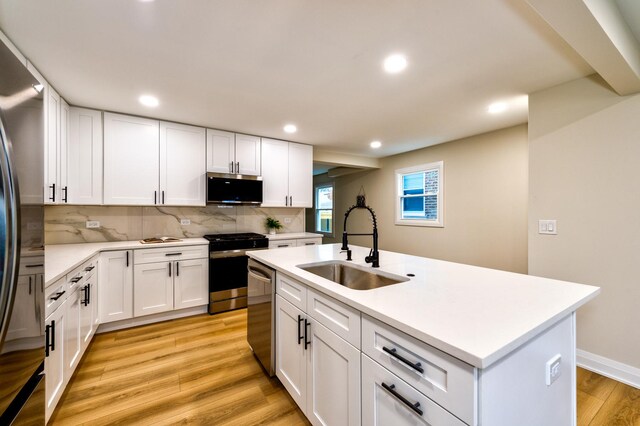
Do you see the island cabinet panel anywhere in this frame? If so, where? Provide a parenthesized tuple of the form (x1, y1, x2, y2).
(362, 315, 476, 425)
(362, 354, 466, 426)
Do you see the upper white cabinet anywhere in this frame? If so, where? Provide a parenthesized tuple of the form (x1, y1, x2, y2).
(103, 113, 160, 205)
(160, 122, 206, 206)
(104, 113, 206, 206)
(59, 99, 69, 203)
(67, 107, 103, 204)
(206, 129, 261, 176)
(261, 139, 312, 207)
(44, 86, 60, 204)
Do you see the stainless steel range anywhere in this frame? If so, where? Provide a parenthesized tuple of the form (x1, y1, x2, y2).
(204, 233, 269, 314)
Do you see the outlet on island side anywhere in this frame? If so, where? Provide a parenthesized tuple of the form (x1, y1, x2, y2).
(86, 220, 100, 229)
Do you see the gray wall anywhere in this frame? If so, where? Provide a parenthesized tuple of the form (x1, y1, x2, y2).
(309, 124, 529, 273)
(529, 74, 640, 369)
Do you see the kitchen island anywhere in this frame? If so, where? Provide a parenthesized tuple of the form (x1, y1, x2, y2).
(248, 244, 599, 426)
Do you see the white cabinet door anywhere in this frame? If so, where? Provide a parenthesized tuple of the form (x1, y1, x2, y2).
(159, 121, 206, 206)
(235, 134, 261, 176)
(276, 295, 307, 411)
(44, 86, 60, 204)
(288, 142, 313, 208)
(5, 275, 39, 340)
(45, 300, 66, 423)
(92, 272, 100, 328)
(68, 107, 103, 204)
(98, 250, 133, 323)
(59, 99, 69, 203)
(134, 262, 174, 317)
(206, 129, 235, 174)
(306, 320, 361, 426)
(103, 112, 160, 205)
(65, 286, 82, 377)
(261, 138, 289, 207)
(80, 279, 95, 348)
(174, 258, 208, 310)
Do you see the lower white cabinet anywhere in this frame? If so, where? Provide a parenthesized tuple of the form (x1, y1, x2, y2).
(5, 275, 41, 340)
(99, 250, 133, 323)
(80, 272, 98, 346)
(276, 294, 361, 426)
(174, 258, 209, 309)
(65, 284, 82, 377)
(134, 261, 174, 316)
(45, 298, 66, 423)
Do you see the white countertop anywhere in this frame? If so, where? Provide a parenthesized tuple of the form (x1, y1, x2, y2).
(45, 238, 208, 286)
(248, 244, 600, 369)
(265, 232, 323, 240)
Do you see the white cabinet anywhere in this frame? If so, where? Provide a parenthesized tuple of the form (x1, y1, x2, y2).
(275, 286, 361, 426)
(44, 86, 60, 204)
(103, 113, 160, 205)
(261, 139, 312, 207)
(174, 258, 209, 309)
(80, 271, 97, 347)
(206, 129, 261, 175)
(67, 107, 103, 204)
(99, 250, 133, 323)
(269, 239, 297, 249)
(59, 99, 69, 203)
(45, 298, 66, 423)
(160, 122, 206, 206)
(5, 275, 40, 340)
(268, 236, 323, 249)
(65, 282, 82, 379)
(133, 261, 174, 316)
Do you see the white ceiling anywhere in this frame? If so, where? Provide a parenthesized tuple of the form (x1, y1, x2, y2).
(0, 0, 593, 158)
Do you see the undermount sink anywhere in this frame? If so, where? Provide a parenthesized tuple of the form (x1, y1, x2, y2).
(297, 260, 409, 290)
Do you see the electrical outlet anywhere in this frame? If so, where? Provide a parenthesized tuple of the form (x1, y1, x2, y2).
(545, 354, 562, 386)
(538, 220, 557, 235)
(180, 219, 191, 225)
(284, 217, 292, 224)
(86, 220, 100, 229)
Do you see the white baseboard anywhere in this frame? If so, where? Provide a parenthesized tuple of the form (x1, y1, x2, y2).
(577, 349, 640, 390)
(97, 305, 208, 333)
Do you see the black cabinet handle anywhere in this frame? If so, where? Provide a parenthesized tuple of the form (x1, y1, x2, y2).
(49, 183, 56, 202)
(169, 262, 172, 277)
(62, 186, 68, 203)
(50, 291, 66, 301)
(382, 346, 424, 374)
(297, 315, 304, 345)
(154, 190, 157, 205)
(381, 383, 423, 416)
(88, 283, 91, 304)
(81, 285, 89, 306)
(304, 319, 311, 350)
(162, 190, 165, 204)
(176, 261, 179, 276)
(25, 264, 44, 268)
(289, 196, 292, 206)
(84, 266, 95, 272)
(277, 245, 289, 248)
(165, 253, 182, 257)
(229, 162, 234, 173)
(28, 276, 32, 294)
(70, 276, 82, 283)
(45, 323, 52, 357)
(126, 251, 129, 267)
(285, 196, 288, 206)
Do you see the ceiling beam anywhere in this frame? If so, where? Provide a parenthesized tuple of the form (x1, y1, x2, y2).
(525, 0, 640, 95)
(313, 149, 380, 170)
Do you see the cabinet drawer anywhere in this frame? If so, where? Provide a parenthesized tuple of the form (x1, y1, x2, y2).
(362, 354, 466, 426)
(276, 273, 306, 311)
(19, 256, 44, 276)
(134, 244, 208, 264)
(362, 315, 476, 425)
(269, 239, 297, 249)
(45, 276, 68, 317)
(66, 264, 86, 292)
(82, 256, 98, 280)
(307, 288, 360, 348)
(296, 238, 322, 247)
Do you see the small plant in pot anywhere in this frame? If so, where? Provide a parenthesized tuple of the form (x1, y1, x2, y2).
(265, 217, 283, 235)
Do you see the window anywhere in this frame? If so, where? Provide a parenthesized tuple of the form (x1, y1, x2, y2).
(395, 161, 443, 227)
(315, 184, 334, 235)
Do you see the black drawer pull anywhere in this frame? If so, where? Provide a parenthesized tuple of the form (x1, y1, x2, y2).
(50, 291, 66, 301)
(84, 266, 95, 272)
(25, 264, 44, 268)
(81, 285, 89, 306)
(304, 319, 311, 350)
(277, 244, 289, 248)
(382, 346, 424, 374)
(297, 315, 304, 345)
(381, 382, 423, 416)
(165, 253, 182, 257)
(70, 276, 82, 283)
(304, 242, 316, 246)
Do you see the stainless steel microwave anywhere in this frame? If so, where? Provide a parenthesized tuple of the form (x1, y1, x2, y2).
(206, 172, 263, 205)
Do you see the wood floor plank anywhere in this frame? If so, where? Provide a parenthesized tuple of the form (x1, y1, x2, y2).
(50, 310, 639, 426)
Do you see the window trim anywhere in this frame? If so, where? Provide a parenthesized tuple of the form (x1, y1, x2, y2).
(314, 183, 335, 236)
(395, 161, 444, 227)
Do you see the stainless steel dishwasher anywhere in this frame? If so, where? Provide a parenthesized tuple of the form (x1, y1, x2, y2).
(247, 258, 276, 376)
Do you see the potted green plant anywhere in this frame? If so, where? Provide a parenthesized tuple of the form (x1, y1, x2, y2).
(265, 217, 283, 235)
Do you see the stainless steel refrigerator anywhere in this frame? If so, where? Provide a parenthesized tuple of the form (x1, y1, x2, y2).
(0, 37, 46, 424)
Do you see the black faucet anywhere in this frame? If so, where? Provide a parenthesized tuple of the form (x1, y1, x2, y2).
(341, 202, 379, 268)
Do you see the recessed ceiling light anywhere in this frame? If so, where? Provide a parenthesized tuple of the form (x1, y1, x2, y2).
(488, 101, 508, 114)
(383, 54, 408, 74)
(283, 124, 297, 134)
(370, 140, 382, 149)
(139, 95, 159, 107)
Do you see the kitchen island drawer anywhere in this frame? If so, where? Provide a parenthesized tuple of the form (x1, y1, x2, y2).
(276, 273, 306, 311)
(307, 287, 360, 348)
(133, 244, 208, 264)
(362, 315, 476, 425)
(362, 354, 467, 426)
(45, 276, 68, 317)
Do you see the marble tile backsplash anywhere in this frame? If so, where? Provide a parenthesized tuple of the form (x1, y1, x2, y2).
(44, 205, 305, 245)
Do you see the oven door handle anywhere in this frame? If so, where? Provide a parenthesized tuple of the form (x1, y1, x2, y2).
(210, 247, 268, 259)
(248, 269, 272, 283)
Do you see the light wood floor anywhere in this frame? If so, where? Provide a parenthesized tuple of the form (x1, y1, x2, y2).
(50, 309, 640, 425)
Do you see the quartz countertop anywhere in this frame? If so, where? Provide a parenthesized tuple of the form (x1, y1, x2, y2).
(248, 244, 600, 368)
(45, 238, 208, 286)
(264, 232, 323, 240)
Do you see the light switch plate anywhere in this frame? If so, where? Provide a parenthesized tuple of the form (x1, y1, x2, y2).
(284, 217, 292, 224)
(86, 220, 100, 229)
(538, 220, 557, 235)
